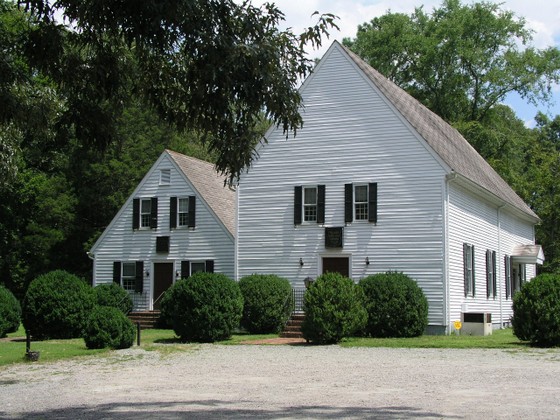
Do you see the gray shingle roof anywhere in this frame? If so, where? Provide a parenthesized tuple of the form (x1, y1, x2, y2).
(339, 42, 538, 221)
(166, 150, 236, 237)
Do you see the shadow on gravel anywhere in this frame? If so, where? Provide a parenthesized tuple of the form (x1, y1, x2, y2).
(0, 400, 459, 419)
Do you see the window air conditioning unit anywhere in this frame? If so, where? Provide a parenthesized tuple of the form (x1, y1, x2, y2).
(461, 312, 492, 336)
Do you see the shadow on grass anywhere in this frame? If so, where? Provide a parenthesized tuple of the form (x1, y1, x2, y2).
(0, 400, 459, 419)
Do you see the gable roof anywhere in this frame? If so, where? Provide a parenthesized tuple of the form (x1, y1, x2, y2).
(166, 150, 235, 237)
(335, 42, 538, 221)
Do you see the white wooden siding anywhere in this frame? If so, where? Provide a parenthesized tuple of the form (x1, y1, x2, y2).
(237, 44, 447, 326)
(92, 154, 234, 310)
(447, 181, 536, 329)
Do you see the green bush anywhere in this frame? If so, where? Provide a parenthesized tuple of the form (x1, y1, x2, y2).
(22, 270, 96, 340)
(83, 306, 135, 349)
(94, 283, 133, 314)
(0, 285, 21, 337)
(239, 274, 293, 334)
(512, 273, 560, 347)
(160, 272, 243, 342)
(301, 272, 367, 344)
(359, 272, 428, 338)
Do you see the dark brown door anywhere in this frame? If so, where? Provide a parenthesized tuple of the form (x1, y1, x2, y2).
(322, 257, 350, 277)
(153, 263, 174, 310)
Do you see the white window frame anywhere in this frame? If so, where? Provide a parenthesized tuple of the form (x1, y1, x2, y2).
(140, 198, 152, 229)
(122, 262, 136, 292)
(177, 197, 189, 227)
(159, 169, 171, 185)
(303, 186, 318, 222)
(354, 184, 368, 221)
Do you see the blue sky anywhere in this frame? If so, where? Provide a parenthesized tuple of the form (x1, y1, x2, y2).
(257, 0, 560, 126)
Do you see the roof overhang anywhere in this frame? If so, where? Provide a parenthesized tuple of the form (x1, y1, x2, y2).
(511, 245, 545, 265)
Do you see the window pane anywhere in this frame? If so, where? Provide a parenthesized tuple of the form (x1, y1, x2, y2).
(191, 262, 206, 273)
(122, 263, 136, 277)
(304, 205, 317, 221)
(355, 203, 368, 220)
(355, 185, 367, 202)
(178, 198, 189, 213)
(304, 187, 317, 205)
(141, 199, 151, 213)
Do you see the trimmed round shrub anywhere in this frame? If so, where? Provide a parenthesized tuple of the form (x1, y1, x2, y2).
(512, 273, 560, 347)
(239, 274, 293, 334)
(301, 272, 367, 344)
(94, 283, 133, 314)
(359, 272, 428, 338)
(0, 285, 21, 337)
(160, 272, 243, 342)
(83, 306, 135, 349)
(22, 270, 96, 340)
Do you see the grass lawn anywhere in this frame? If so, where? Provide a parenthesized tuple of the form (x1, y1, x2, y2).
(0, 326, 528, 368)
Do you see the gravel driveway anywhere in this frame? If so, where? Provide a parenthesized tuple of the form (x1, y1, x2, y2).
(1, 344, 559, 419)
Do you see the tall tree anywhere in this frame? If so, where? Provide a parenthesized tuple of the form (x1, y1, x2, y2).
(16, 0, 338, 183)
(343, 0, 560, 122)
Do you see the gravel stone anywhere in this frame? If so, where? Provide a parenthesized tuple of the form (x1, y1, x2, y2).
(1, 345, 559, 419)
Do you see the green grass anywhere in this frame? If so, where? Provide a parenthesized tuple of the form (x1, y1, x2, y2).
(0, 326, 531, 368)
(340, 328, 527, 349)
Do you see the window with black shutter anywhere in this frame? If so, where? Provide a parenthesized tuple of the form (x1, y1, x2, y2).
(205, 260, 214, 273)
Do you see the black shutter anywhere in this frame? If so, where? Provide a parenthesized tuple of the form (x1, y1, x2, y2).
(150, 197, 158, 229)
(181, 260, 190, 279)
(205, 260, 214, 273)
(472, 245, 476, 297)
(132, 198, 140, 230)
(344, 184, 353, 223)
(113, 261, 121, 285)
(463, 243, 469, 297)
(170, 197, 177, 229)
(317, 185, 325, 224)
(486, 250, 491, 299)
(368, 183, 378, 223)
(135, 261, 144, 293)
(188, 196, 196, 228)
(294, 186, 302, 225)
(492, 251, 497, 298)
(505, 255, 511, 299)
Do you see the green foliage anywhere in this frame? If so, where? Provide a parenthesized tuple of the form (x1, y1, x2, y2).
(93, 283, 133, 315)
(15, 0, 338, 183)
(83, 306, 135, 350)
(359, 272, 428, 338)
(239, 274, 293, 334)
(0, 284, 21, 337)
(343, 0, 560, 122)
(301, 273, 367, 344)
(160, 273, 243, 343)
(22, 270, 95, 340)
(512, 273, 560, 347)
